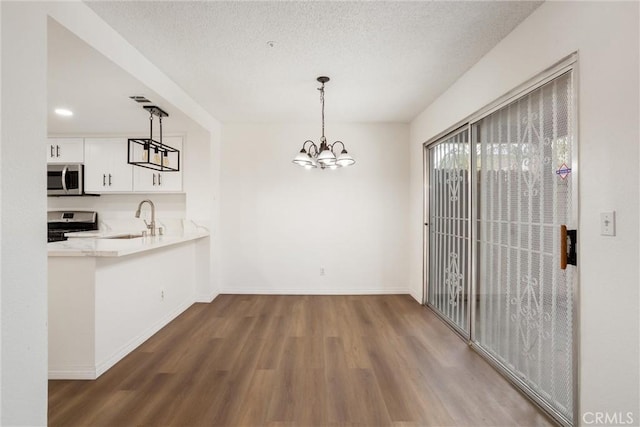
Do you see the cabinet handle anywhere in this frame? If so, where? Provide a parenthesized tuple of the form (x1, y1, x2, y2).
(103, 174, 106, 186)
(158, 174, 161, 186)
(50, 145, 55, 158)
(108, 174, 112, 186)
(56, 145, 60, 157)
(153, 174, 156, 186)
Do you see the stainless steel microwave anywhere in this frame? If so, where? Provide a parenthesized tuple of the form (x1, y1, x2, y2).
(47, 164, 83, 196)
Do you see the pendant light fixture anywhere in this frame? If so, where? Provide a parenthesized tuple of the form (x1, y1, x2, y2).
(128, 105, 180, 172)
(292, 76, 355, 170)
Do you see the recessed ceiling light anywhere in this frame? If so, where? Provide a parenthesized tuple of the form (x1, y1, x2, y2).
(54, 108, 73, 117)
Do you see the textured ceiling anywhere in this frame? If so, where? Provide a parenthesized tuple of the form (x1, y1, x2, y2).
(84, 1, 542, 124)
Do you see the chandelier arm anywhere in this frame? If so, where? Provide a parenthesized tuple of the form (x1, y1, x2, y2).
(332, 141, 346, 153)
(301, 140, 317, 152)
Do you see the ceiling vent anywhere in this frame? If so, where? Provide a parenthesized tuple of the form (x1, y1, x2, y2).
(129, 95, 151, 103)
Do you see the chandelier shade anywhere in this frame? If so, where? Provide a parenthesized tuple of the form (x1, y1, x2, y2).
(292, 77, 355, 170)
(336, 151, 355, 167)
(292, 149, 312, 167)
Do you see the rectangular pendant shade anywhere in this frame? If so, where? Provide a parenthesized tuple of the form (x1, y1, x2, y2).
(128, 138, 180, 172)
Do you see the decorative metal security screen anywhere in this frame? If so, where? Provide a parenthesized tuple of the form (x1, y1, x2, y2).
(473, 71, 575, 424)
(427, 129, 470, 335)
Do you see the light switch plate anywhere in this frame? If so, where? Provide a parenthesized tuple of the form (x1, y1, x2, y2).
(600, 212, 615, 236)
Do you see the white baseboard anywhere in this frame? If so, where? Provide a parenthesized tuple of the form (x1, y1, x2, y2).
(93, 298, 194, 379)
(217, 287, 411, 295)
(48, 367, 97, 380)
(195, 290, 219, 303)
(409, 289, 423, 304)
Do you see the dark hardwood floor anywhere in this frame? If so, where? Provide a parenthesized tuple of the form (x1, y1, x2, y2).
(49, 294, 554, 426)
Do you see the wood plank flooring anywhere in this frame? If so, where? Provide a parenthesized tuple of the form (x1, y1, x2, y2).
(49, 294, 554, 426)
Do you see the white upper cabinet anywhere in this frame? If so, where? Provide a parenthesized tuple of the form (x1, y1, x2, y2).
(84, 138, 133, 193)
(132, 137, 183, 193)
(47, 138, 84, 164)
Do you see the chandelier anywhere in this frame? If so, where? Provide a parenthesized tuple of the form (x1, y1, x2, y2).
(128, 105, 180, 172)
(292, 76, 355, 169)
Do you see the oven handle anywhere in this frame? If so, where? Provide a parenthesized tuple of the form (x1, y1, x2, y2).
(61, 165, 68, 193)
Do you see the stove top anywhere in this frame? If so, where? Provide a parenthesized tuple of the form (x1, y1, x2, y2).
(48, 210, 98, 242)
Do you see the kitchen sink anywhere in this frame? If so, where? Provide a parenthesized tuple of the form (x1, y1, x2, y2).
(105, 233, 145, 239)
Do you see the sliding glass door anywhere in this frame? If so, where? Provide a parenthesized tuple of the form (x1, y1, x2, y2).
(424, 61, 577, 426)
(473, 71, 575, 424)
(426, 128, 471, 336)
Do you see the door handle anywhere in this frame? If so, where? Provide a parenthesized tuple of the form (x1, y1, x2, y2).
(560, 225, 577, 269)
(153, 174, 156, 186)
(158, 174, 161, 186)
(61, 166, 68, 193)
(50, 145, 55, 158)
(108, 174, 112, 186)
(56, 145, 60, 157)
(103, 174, 106, 186)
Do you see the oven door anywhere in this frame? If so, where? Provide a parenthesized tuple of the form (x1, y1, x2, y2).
(47, 165, 83, 196)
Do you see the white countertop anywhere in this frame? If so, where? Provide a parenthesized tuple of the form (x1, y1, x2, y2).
(63, 230, 140, 239)
(48, 232, 209, 257)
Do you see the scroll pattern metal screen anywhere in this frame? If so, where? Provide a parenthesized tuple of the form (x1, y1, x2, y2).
(474, 72, 574, 423)
(428, 129, 470, 334)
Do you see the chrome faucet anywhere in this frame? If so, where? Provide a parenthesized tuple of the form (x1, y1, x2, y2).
(135, 199, 156, 236)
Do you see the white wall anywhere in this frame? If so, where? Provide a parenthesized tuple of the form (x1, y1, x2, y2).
(221, 123, 410, 295)
(0, 1, 4, 421)
(184, 123, 221, 301)
(1, 3, 48, 425)
(1, 2, 221, 424)
(48, 193, 186, 223)
(409, 1, 639, 423)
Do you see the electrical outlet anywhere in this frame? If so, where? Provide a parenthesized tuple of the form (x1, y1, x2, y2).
(320, 267, 325, 276)
(600, 212, 615, 236)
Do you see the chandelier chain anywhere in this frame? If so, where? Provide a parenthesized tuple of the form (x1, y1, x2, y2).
(319, 83, 325, 138)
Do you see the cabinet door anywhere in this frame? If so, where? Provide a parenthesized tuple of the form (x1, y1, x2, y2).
(84, 138, 132, 193)
(132, 137, 183, 193)
(47, 138, 84, 164)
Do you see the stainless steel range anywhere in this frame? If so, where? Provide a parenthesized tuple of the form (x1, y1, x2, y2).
(47, 211, 98, 242)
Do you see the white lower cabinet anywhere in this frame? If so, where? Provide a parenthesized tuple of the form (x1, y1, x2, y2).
(132, 137, 183, 193)
(48, 238, 201, 379)
(84, 138, 133, 193)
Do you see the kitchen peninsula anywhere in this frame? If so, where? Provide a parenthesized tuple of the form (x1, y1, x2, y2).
(48, 231, 209, 380)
